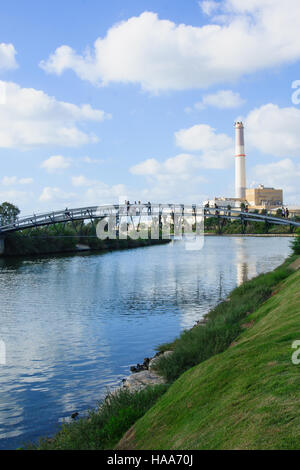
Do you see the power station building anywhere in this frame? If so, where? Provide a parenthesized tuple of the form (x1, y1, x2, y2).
(246, 185, 283, 208)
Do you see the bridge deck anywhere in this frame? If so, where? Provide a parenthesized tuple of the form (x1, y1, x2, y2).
(0, 204, 299, 234)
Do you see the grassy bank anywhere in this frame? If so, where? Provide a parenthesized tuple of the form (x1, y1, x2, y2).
(118, 257, 300, 450)
(29, 247, 299, 449)
(29, 385, 168, 450)
(4, 223, 169, 257)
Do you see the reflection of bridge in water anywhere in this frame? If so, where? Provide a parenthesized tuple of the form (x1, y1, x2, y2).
(0, 204, 299, 235)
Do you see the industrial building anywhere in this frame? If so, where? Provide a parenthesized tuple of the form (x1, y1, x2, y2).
(245, 185, 283, 208)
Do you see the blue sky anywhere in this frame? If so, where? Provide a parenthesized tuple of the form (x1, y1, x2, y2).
(0, 0, 300, 214)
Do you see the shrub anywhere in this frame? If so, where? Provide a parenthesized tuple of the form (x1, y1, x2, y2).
(291, 228, 300, 254)
(32, 385, 168, 450)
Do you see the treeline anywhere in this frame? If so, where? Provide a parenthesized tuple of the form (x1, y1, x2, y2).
(292, 229, 300, 254)
(4, 221, 169, 256)
(204, 216, 299, 235)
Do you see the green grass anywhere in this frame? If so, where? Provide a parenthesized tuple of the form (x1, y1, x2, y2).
(117, 261, 300, 450)
(30, 385, 168, 450)
(154, 257, 295, 383)
(28, 251, 300, 450)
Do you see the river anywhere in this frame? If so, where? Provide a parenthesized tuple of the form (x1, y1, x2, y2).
(0, 236, 292, 449)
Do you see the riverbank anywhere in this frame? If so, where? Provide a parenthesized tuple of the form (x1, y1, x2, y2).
(30, 248, 300, 449)
(118, 255, 300, 450)
(3, 232, 170, 257)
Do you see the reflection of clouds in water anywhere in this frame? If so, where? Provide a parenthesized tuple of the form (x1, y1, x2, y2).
(0, 256, 112, 444)
(178, 237, 290, 329)
(0, 237, 292, 449)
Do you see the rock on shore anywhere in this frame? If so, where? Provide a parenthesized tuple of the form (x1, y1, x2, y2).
(122, 351, 173, 391)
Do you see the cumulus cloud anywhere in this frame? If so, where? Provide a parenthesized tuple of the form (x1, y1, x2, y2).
(245, 104, 300, 157)
(1, 176, 33, 186)
(252, 158, 300, 202)
(131, 154, 208, 203)
(0, 43, 18, 71)
(71, 175, 98, 187)
(41, 1, 300, 92)
(131, 154, 206, 180)
(129, 123, 235, 202)
(194, 90, 245, 110)
(82, 156, 104, 164)
(71, 175, 128, 201)
(39, 187, 76, 203)
(175, 124, 233, 169)
(0, 81, 110, 148)
(41, 155, 72, 173)
(0, 189, 33, 208)
(199, 1, 220, 16)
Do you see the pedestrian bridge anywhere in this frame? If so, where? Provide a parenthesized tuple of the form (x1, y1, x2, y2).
(0, 203, 299, 234)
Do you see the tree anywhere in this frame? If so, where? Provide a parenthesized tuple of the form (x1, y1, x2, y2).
(0, 202, 20, 225)
(292, 228, 300, 254)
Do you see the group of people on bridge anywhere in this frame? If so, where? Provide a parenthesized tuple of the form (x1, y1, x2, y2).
(281, 207, 290, 218)
(125, 201, 152, 215)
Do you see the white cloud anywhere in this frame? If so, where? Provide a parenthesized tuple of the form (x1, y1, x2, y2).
(131, 154, 208, 203)
(19, 178, 34, 185)
(131, 154, 205, 180)
(199, 1, 220, 16)
(41, 2, 300, 92)
(39, 187, 76, 203)
(175, 124, 233, 169)
(71, 175, 128, 200)
(84, 183, 128, 205)
(0, 81, 110, 148)
(71, 175, 98, 187)
(129, 122, 235, 203)
(0, 43, 18, 71)
(130, 158, 161, 176)
(82, 156, 104, 164)
(252, 158, 300, 203)
(246, 104, 300, 157)
(0, 189, 33, 208)
(1, 176, 33, 186)
(41, 155, 72, 173)
(194, 90, 245, 110)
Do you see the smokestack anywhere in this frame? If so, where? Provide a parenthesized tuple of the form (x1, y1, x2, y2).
(235, 121, 246, 200)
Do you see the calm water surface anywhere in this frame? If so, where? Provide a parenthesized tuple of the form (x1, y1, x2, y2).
(0, 236, 292, 448)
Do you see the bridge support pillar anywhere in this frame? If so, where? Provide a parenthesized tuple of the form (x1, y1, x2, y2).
(264, 220, 269, 234)
(0, 237, 5, 255)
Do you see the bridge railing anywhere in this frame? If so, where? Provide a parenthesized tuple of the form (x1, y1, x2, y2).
(0, 203, 299, 233)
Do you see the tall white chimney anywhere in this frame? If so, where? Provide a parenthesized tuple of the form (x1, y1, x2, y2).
(235, 121, 246, 200)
